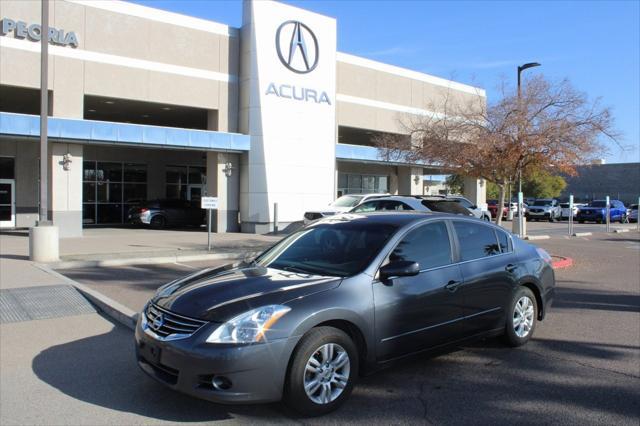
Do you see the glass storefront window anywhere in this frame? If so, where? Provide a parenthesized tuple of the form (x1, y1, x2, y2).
(83, 160, 147, 225)
(166, 165, 206, 200)
(0, 157, 16, 179)
(166, 166, 188, 184)
(338, 173, 389, 196)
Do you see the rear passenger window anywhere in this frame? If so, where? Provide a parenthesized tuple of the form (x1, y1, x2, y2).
(453, 221, 501, 261)
(496, 229, 511, 253)
(389, 221, 452, 269)
(377, 201, 412, 211)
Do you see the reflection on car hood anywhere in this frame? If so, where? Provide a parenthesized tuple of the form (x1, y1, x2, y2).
(152, 264, 341, 321)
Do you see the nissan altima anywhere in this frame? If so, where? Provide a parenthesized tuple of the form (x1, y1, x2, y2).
(135, 212, 555, 416)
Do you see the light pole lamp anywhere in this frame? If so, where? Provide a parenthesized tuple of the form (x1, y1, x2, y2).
(516, 62, 541, 237)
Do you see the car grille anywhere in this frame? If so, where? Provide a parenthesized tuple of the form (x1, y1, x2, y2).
(304, 212, 323, 221)
(529, 208, 543, 213)
(145, 303, 207, 339)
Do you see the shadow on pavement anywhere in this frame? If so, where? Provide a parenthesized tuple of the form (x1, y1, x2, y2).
(553, 286, 640, 313)
(31, 324, 286, 423)
(31, 321, 640, 424)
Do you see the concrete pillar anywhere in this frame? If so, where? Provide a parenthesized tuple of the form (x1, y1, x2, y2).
(463, 176, 487, 209)
(398, 166, 424, 195)
(206, 152, 240, 232)
(50, 143, 83, 238)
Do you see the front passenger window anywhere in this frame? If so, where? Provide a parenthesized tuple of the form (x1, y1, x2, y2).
(352, 201, 377, 213)
(389, 221, 452, 270)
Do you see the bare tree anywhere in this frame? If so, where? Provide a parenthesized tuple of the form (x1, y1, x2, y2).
(375, 75, 619, 224)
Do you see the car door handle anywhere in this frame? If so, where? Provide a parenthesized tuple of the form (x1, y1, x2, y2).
(445, 280, 461, 292)
(505, 264, 518, 273)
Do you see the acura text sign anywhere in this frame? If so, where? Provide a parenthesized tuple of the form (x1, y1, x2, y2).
(201, 197, 219, 210)
(1, 18, 79, 48)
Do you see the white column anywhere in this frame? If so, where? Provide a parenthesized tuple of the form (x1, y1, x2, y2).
(50, 143, 83, 238)
(463, 177, 487, 208)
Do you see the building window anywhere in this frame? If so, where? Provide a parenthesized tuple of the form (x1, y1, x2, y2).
(83, 161, 147, 225)
(165, 165, 206, 201)
(338, 173, 388, 196)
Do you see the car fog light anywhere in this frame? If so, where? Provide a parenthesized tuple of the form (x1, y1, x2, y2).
(212, 375, 232, 391)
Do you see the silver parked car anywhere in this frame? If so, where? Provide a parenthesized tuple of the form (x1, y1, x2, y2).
(303, 193, 388, 225)
(349, 195, 475, 217)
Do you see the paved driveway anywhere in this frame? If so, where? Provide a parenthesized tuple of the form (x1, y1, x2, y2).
(8, 232, 638, 424)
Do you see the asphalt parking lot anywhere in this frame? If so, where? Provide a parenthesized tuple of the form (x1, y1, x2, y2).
(2, 226, 638, 425)
(43, 227, 639, 424)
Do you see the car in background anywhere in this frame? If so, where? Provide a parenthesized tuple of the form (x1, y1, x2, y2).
(509, 201, 528, 218)
(441, 195, 492, 221)
(628, 204, 638, 223)
(576, 199, 627, 223)
(559, 202, 585, 220)
(349, 196, 475, 217)
(526, 199, 561, 222)
(128, 199, 205, 229)
(488, 200, 509, 219)
(303, 194, 388, 225)
(135, 212, 555, 416)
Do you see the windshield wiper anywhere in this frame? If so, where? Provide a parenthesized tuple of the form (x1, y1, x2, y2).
(281, 265, 316, 275)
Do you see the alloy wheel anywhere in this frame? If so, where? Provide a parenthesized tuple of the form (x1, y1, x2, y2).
(513, 296, 534, 338)
(303, 343, 350, 404)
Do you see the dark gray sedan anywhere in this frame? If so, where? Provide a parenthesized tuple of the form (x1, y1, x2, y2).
(135, 213, 555, 416)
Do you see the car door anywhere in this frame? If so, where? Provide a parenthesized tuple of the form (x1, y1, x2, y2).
(451, 220, 517, 336)
(373, 220, 465, 361)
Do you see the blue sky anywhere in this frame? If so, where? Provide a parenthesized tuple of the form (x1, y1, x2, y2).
(132, 0, 639, 164)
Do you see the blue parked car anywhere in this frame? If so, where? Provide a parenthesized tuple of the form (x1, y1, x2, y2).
(576, 200, 627, 223)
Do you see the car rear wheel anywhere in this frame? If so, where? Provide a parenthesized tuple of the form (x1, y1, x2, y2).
(150, 215, 166, 229)
(504, 286, 537, 347)
(284, 326, 358, 417)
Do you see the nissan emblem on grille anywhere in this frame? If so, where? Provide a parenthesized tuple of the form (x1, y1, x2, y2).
(152, 313, 164, 330)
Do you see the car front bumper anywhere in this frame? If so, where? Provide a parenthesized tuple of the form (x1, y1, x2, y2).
(134, 316, 300, 404)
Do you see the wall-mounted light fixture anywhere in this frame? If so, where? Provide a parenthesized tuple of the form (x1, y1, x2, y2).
(413, 175, 421, 185)
(62, 153, 73, 171)
(222, 161, 234, 177)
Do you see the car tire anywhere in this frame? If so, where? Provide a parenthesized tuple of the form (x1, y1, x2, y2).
(150, 215, 166, 229)
(283, 326, 359, 417)
(503, 286, 538, 347)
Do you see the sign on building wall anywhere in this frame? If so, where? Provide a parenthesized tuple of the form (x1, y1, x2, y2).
(240, 0, 337, 229)
(0, 18, 79, 48)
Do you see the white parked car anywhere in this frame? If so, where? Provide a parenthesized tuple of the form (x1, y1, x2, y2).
(560, 202, 585, 220)
(445, 195, 492, 221)
(303, 193, 388, 225)
(526, 199, 562, 222)
(349, 195, 475, 217)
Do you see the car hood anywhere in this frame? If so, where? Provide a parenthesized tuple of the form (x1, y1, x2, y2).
(152, 264, 341, 322)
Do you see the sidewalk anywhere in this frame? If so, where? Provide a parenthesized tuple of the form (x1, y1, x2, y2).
(1, 227, 283, 269)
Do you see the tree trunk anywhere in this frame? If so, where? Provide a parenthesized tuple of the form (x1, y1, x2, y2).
(495, 182, 507, 226)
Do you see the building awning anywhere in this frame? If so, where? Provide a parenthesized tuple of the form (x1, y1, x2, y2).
(336, 143, 433, 167)
(0, 112, 250, 152)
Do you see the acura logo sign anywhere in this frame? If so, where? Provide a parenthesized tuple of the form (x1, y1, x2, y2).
(275, 20, 318, 74)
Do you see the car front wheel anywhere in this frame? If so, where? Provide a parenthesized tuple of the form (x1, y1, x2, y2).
(284, 326, 358, 417)
(504, 286, 537, 347)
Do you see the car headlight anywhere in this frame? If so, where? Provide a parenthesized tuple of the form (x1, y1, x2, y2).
(206, 305, 291, 344)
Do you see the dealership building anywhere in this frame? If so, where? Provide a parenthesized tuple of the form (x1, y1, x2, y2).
(0, 0, 487, 237)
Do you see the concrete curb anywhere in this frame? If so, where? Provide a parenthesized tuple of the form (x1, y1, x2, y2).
(572, 232, 592, 237)
(614, 229, 630, 233)
(524, 235, 550, 240)
(551, 256, 573, 269)
(35, 263, 137, 331)
(51, 250, 261, 270)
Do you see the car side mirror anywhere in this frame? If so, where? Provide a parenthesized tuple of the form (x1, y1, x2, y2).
(379, 260, 420, 280)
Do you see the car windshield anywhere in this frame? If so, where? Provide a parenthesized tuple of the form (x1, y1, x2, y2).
(331, 195, 364, 208)
(252, 221, 398, 277)
(560, 203, 569, 208)
(533, 200, 553, 206)
(589, 201, 606, 207)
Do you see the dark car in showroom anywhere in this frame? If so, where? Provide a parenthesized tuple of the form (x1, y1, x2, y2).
(128, 199, 205, 229)
(576, 199, 627, 223)
(135, 213, 555, 416)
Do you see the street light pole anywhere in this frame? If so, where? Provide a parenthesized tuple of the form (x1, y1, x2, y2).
(516, 62, 541, 238)
(39, 0, 49, 224)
